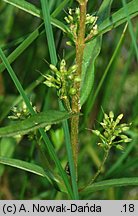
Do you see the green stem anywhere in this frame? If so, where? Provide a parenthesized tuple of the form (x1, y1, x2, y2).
(90, 147, 111, 184)
(71, 0, 87, 179)
(78, 147, 111, 192)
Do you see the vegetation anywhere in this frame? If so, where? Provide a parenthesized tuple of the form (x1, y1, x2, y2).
(0, 0, 138, 200)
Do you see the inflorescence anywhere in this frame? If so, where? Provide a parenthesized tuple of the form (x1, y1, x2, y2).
(92, 111, 132, 151)
(65, 7, 98, 45)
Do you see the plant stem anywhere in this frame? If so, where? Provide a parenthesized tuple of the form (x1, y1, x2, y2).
(71, 0, 87, 180)
(78, 146, 111, 192)
(90, 147, 111, 184)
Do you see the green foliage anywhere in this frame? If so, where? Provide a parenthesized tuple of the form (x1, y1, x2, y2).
(0, 156, 67, 193)
(99, 0, 138, 34)
(0, 46, 74, 199)
(80, 0, 112, 106)
(81, 177, 138, 194)
(0, 138, 16, 176)
(80, 36, 101, 105)
(0, 110, 72, 137)
(0, 0, 138, 200)
(40, 0, 79, 199)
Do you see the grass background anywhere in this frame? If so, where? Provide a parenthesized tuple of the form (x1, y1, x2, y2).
(0, 0, 138, 199)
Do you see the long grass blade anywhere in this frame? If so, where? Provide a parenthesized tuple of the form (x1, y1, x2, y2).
(40, 0, 57, 65)
(3, 0, 42, 18)
(98, 0, 138, 35)
(51, 0, 70, 17)
(40, 0, 79, 199)
(122, 0, 138, 61)
(59, 102, 79, 199)
(0, 156, 67, 193)
(81, 177, 138, 194)
(0, 48, 34, 111)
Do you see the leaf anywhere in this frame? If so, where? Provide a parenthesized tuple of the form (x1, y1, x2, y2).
(59, 102, 79, 199)
(3, 0, 42, 18)
(80, 0, 113, 106)
(41, 0, 79, 198)
(80, 37, 101, 106)
(51, 0, 70, 18)
(40, 0, 78, 198)
(97, 0, 113, 25)
(40, 0, 57, 65)
(40, 0, 79, 199)
(0, 138, 16, 176)
(99, 0, 138, 35)
(2, 0, 68, 33)
(81, 177, 138, 194)
(0, 157, 67, 193)
(0, 110, 72, 137)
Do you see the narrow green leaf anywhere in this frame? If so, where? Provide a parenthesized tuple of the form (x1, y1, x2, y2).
(39, 129, 74, 199)
(0, 138, 16, 176)
(0, 48, 35, 113)
(2, 0, 67, 33)
(81, 177, 138, 194)
(97, 0, 113, 24)
(40, 0, 79, 199)
(80, 0, 113, 106)
(51, 0, 70, 18)
(51, 18, 68, 33)
(0, 110, 72, 137)
(3, 0, 42, 18)
(59, 102, 79, 200)
(80, 37, 102, 106)
(40, 0, 57, 65)
(3, 0, 70, 21)
(0, 157, 67, 193)
(99, 0, 138, 35)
